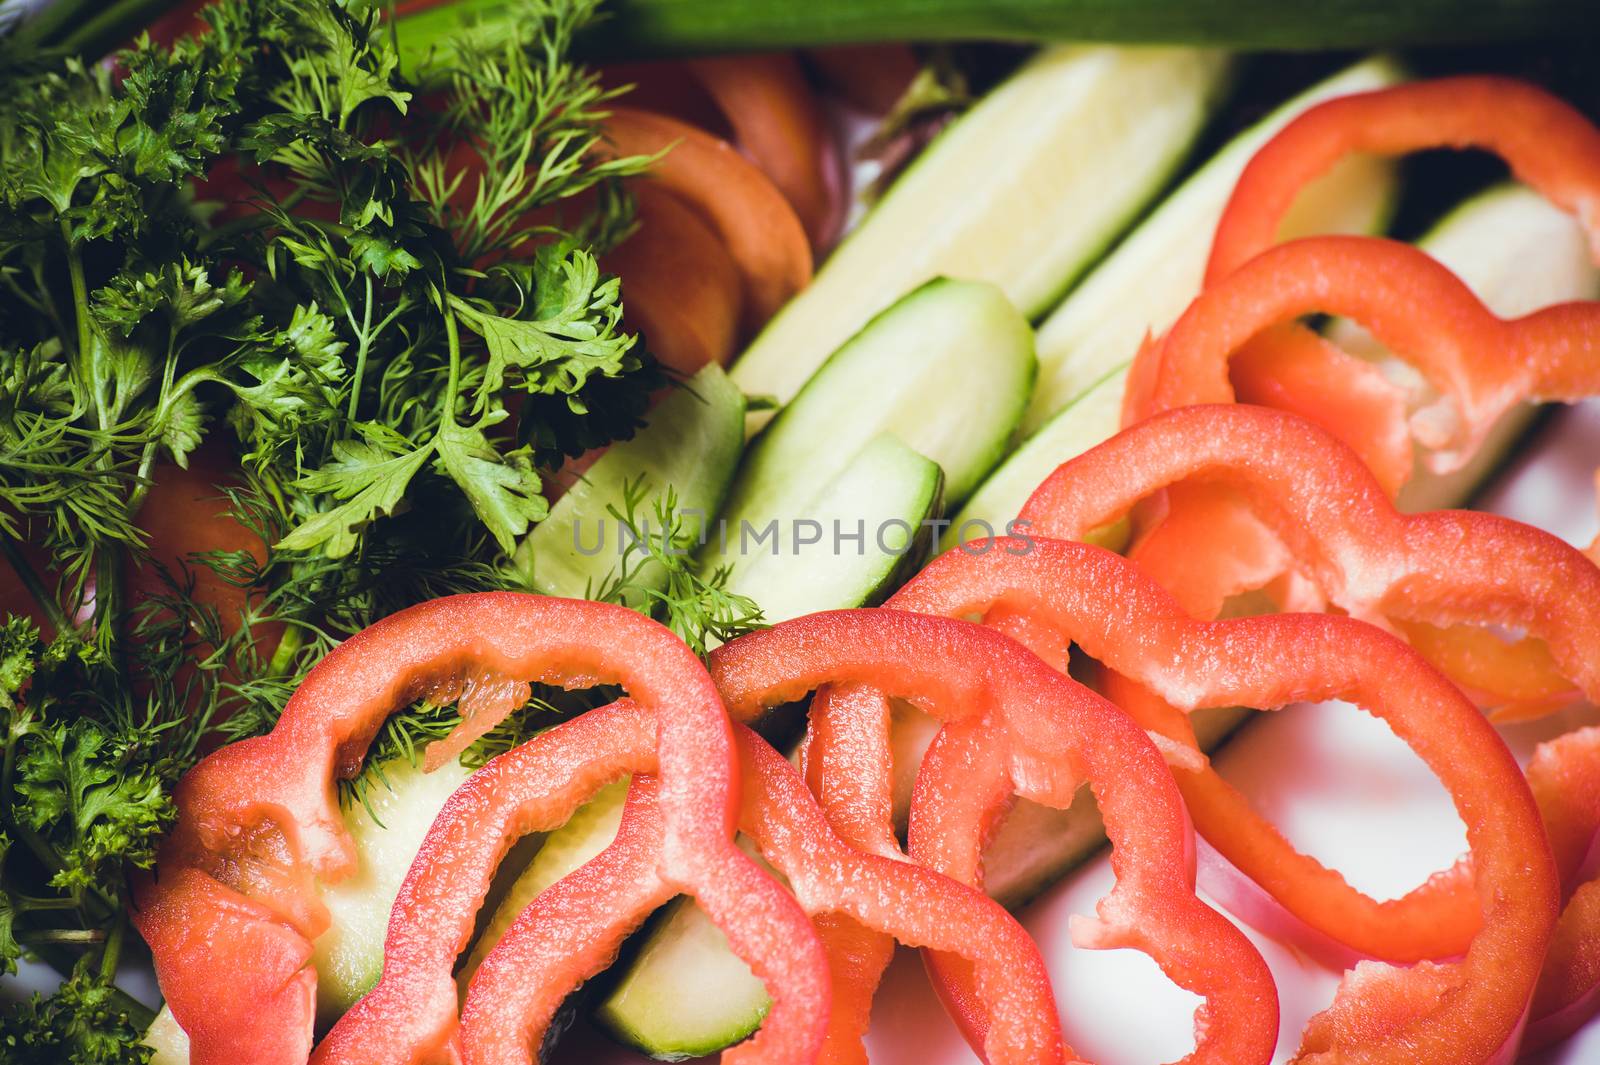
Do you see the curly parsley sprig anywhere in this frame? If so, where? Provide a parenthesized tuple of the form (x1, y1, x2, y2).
(0, 1, 674, 1056)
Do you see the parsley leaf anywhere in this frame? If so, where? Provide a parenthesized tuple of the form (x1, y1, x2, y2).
(278, 425, 434, 557)
(434, 418, 549, 555)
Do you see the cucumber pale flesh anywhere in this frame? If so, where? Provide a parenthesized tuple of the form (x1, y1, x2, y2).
(708, 277, 1033, 593)
(1023, 55, 1406, 434)
(730, 46, 1231, 422)
(517, 363, 745, 600)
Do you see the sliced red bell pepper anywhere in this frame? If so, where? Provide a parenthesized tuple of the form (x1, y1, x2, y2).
(711, 608, 1280, 1065)
(1524, 726, 1600, 1051)
(1124, 235, 1600, 478)
(1019, 405, 1600, 717)
(316, 703, 830, 1065)
(462, 725, 1065, 1065)
(1196, 76, 1600, 495)
(886, 538, 1558, 1063)
(135, 593, 829, 1065)
(1207, 76, 1600, 288)
(458, 773, 677, 1065)
(997, 406, 1596, 966)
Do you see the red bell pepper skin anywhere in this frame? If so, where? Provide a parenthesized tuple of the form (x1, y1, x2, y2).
(1524, 727, 1600, 1051)
(711, 609, 1279, 1065)
(1124, 235, 1600, 479)
(1199, 76, 1600, 493)
(310, 699, 663, 1064)
(992, 405, 1595, 969)
(136, 593, 829, 1065)
(1207, 76, 1600, 287)
(457, 774, 677, 1065)
(888, 538, 1559, 1063)
(1017, 405, 1600, 717)
(463, 725, 1065, 1065)
(136, 867, 318, 1065)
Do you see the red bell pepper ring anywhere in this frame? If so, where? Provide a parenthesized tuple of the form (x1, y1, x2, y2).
(1124, 235, 1600, 478)
(885, 537, 1559, 1063)
(459, 773, 677, 1065)
(1208, 76, 1600, 286)
(462, 725, 1065, 1065)
(1524, 727, 1600, 1051)
(711, 608, 1280, 1065)
(1020, 405, 1600, 718)
(1199, 76, 1600, 493)
(997, 405, 1597, 963)
(134, 593, 829, 1065)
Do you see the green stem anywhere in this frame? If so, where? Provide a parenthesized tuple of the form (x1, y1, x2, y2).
(123, 333, 182, 519)
(17, 928, 103, 946)
(14, 895, 81, 912)
(264, 619, 307, 677)
(442, 304, 463, 422)
(0, 537, 74, 635)
(61, 226, 95, 397)
(59, 223, 126, 654)
(347, 274, 375, 422)
(98, 908, 125, 983)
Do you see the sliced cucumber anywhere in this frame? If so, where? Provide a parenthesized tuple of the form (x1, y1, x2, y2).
(731, 46, 1231, 421)
(708, 278, 1033, 588)
(1022, 55, 1405, 434)
(946, 367, 1128, 553)
(591, 439, 941, 1056)
(1329, 183, 1600, 512)
(516, 364, 745, 599)
(722, 434, 942, 623)
(312, 757, 475, 1023)
(459, 776, 632, 988)
(142, 1006, 190, 1065)
(595, 896, 770, 1060)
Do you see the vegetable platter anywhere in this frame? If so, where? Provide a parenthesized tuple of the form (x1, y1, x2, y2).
(0, 2, 1598, 1065)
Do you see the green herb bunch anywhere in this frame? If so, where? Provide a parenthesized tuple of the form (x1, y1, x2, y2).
(0, 1, 761, 1058)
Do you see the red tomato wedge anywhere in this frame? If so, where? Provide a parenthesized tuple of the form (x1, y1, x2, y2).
(686, 54, 843, 249)
(600, 107, 813, 335)
(603, 183, 743, 374)
(130, 443, 268, 640)
(806, 45, 920, 115)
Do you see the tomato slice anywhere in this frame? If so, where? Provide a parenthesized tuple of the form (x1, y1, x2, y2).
(603, 183, 742, 374)
(601, 107, 812, 335)
(686, 54, 843, 249)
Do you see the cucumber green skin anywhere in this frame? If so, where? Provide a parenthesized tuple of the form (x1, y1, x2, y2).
(711, 278, 1034, 581)
(729, 47, 1230, 419)
(574, 0, 1579, 56)
(595, 896, 771, 1061)
(394, 0, 1579, 71)
(947, 367, 1128, 554)
(518, 364, 745, 601)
